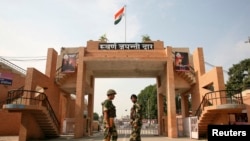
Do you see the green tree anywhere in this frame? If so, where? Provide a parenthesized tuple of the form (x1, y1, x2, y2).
(176, 94, 181, 114)
(136, 84, 193, 117)
(226, 58, 250, 92)
(93, 112, 99, 120)
(141, 34, 151, 42)
(137, 84, 158, 119)
(99, 34, 108, 42)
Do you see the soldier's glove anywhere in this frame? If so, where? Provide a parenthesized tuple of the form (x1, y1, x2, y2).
(134, 124, 138, 128)
(130, 120, 133, 125)
(132, 122, 137, 128)
(105, 124, 110, 128)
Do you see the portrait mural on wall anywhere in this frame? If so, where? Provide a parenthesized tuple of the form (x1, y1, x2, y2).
(175, 52, 190, 71)
(61, 54, 77, 73)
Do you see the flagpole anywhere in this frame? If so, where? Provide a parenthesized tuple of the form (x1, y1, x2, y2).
(124, 5, 126, 42)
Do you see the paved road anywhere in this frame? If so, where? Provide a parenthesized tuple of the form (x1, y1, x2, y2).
(0, 133, 208, 141)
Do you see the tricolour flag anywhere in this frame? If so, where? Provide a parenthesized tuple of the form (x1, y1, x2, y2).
(114, 6, 125, 25)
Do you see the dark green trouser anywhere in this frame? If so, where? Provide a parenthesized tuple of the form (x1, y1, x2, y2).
(129, 126, 141, 141)
(104, 125, 118, 141)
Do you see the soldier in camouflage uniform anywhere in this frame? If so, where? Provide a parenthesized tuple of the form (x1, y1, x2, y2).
(129, 94, 142, 141)
(102, 89, 118, 141)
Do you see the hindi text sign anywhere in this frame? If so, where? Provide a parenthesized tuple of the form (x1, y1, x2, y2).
(99, 43, 154, 50)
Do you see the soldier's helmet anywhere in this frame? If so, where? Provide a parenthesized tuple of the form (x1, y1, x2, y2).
(107, 89, 117, 95)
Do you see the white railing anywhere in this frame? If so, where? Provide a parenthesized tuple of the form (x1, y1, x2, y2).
(0, 57, 26, 75)
(116, 123, 159, 135)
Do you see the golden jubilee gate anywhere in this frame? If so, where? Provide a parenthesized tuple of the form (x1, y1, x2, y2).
(55, 40, 196, 138)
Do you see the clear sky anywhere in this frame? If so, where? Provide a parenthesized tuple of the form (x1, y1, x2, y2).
(1, 0, 250, 118)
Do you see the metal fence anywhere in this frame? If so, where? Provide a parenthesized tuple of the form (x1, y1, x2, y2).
(115, 123, 159, 135)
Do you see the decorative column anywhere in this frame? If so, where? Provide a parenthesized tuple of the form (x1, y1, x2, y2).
(181, 94, 190, 117)
(19, 112, 29, 141)
(157, 76, 164, 135)
(87, 75, 94, 136)
(165, 46, 177, 138)
(191, 48, 205, 114)
(74, 47, 86, 138)
(23, 68, 36, 105)
(193, 48, 205, 76)
(45, 48, 58, 78)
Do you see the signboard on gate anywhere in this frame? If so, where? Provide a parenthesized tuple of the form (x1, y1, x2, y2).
(98, 43, 154, 50)
(0, 72, 13, 85)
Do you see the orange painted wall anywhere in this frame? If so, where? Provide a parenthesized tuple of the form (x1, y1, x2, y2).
(0, 66, 25, 135)
(0, 111, 21, 135)
(242, 90, 250, 123)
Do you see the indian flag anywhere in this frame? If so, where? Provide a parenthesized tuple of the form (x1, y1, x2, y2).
(114, 6, 125, 25)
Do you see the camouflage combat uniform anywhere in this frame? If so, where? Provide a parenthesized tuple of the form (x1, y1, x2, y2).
(102, 99, 118, 141)
(129, 102, 142, 141)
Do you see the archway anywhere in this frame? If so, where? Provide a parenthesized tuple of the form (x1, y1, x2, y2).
(57, 41, 195, 138)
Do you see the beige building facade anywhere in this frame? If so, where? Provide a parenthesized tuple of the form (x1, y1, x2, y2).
(0, 40, 249, 141)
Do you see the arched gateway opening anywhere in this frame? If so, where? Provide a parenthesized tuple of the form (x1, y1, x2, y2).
(57, 40, 194, 138)
(94, 78, 157, 136)
(3, 40, 242, 141)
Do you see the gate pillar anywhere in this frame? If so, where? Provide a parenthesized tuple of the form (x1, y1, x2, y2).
(165, 46, 178, 138)
(74, 48, 86, 138)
